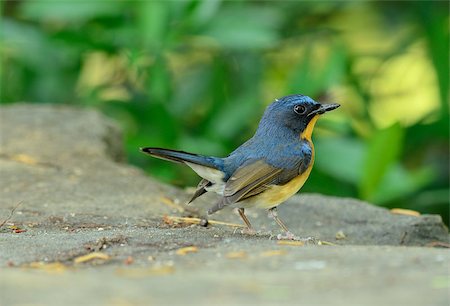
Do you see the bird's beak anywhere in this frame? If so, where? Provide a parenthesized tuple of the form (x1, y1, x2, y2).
(308, 103, 340, 117)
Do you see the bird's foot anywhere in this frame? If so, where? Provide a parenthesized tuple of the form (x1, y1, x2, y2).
(276, 232, 317, 244)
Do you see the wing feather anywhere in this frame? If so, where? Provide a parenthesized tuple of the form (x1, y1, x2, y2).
(222, 159, 282, 204)
(207, 143, 313, 215)
(225, 160, 278, 193)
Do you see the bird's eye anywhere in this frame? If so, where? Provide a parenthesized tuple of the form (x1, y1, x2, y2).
(294, 104, 306, 115)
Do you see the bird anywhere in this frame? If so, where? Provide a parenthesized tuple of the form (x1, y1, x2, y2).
(141, 94, 340, 240)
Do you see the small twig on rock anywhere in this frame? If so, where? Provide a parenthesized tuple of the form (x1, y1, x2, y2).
(0, 201, 23, 228)
(163, 215, 245, 228)
(426, 241, 450, 248)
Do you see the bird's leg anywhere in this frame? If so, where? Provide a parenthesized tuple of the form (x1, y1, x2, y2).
(268, 207, 290, 232)
(268, 207, 316, 243)
(237, 208, 256, 235)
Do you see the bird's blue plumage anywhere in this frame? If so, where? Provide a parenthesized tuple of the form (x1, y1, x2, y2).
(221, 136, 312, 182)
(219, 95, 317, 180)
(141, 94, 339, 217)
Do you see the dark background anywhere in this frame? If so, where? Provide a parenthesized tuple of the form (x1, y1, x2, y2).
(2, 1, 448, 224)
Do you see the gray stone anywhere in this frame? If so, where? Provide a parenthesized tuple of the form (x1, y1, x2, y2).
(0, 104, 448, 306)
(1, 104, 125, 162)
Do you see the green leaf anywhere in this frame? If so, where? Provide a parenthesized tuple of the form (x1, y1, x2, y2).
(190, 0, 222, 28)
(413, 2, 449, 114)
(289, 41, 347, 96)
(1, 19, 51, 68)
(177, 134, 225, 157)
(209, 94, 257, 140)
(170, 67, 211, 117)
(359, 123, 404, 200)
(147, 57, 172, 102)
(20, 1, 122, 22)
(136, 1, 169, 50)
(372, 164, 434, 204)
(202, 6, 282, 50)
(314, 137, 365, 185)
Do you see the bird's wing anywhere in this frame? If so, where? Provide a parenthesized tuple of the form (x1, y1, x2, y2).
(207, 159, 287, 214)
(207, 144, 313, 214)
(223, 159, 283, 203)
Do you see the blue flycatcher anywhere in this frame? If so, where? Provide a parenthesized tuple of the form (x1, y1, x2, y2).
(141, 94, 339, 240)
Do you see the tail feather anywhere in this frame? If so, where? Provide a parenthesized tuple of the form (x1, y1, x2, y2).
(141, 147, 227, 203)
(140, 147, 222, 170)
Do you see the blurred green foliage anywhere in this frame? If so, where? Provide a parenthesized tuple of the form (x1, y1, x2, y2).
(1, 1, 448, 224)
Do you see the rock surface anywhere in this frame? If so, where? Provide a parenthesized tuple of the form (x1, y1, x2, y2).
(0, 104, 449, 306)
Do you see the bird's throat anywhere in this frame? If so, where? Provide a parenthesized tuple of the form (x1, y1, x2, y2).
(300, 115, 319, 141)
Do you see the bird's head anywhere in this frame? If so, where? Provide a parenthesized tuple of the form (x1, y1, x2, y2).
(259, 94, 340, 140)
